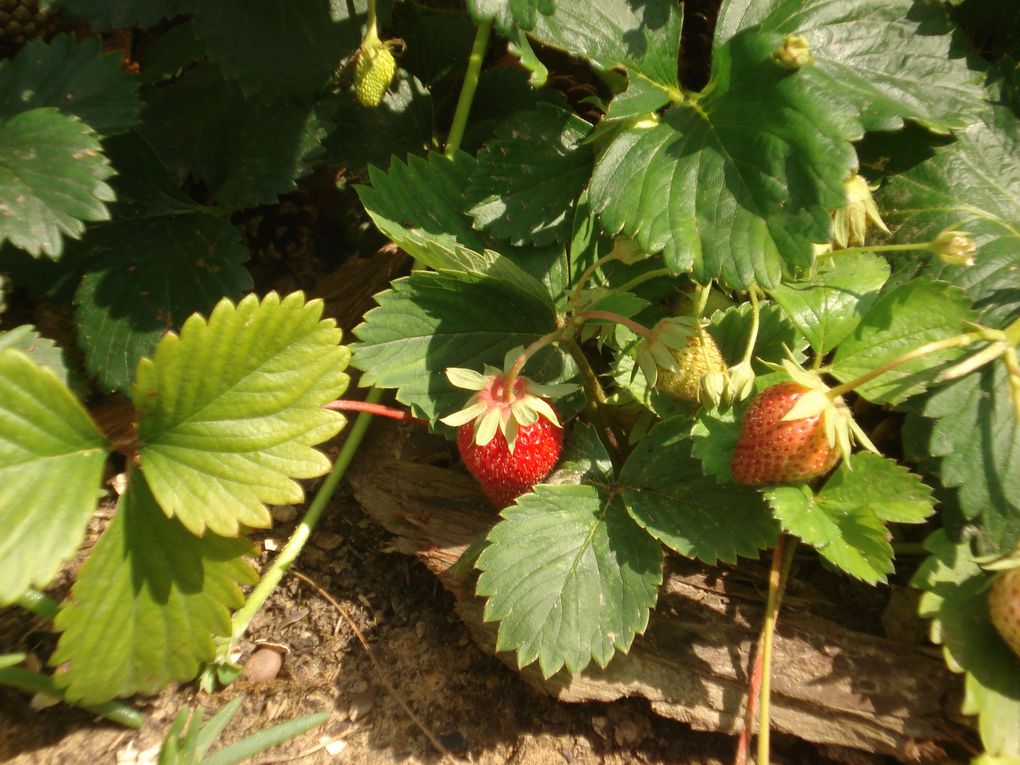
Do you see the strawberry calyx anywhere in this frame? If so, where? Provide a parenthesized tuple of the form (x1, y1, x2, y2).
(439, 363, 574, 453)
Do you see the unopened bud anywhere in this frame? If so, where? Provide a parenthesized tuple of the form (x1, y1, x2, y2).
(773, 35, 812, 70)
(931, 230, 977, 267)
(724, 361, 756, 404)
(834, 174, 889, 248)
(611, 237, 647, 265)
(700, 370, 727, 407)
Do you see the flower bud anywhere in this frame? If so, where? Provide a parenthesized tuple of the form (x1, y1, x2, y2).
(610, 237, 647, 265)
(931, 230, 977, 267)
(773, 35, 812, 70)
(833, 174, 889, 248)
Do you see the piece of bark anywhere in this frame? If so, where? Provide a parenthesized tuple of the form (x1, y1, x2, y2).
(347, 421, 965, 762)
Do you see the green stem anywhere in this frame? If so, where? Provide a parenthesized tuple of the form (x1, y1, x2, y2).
(614, 268, 671, 295)
(504, 329, 566, 393)
(16, 589, 59, 620)
(825, 330, 987, 400)
(363, 0, 380, 47)
(815, 241, 930, 259)
(756, 535, 797, 765)
(576, 310, 654, 342)
(0, 666, 144, 728)
(692, 282, 712, 319)
(569, 253, 618, 309)
(444, 19, 492, 157)
(561, 336, 625, 464)
(227, 388, 384, 650)
(740, 288, 762, 368)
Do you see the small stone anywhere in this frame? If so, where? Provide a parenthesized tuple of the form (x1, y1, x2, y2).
(270, 505, 298, 524)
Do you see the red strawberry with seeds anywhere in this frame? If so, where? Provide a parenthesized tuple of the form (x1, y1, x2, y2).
(731, 381, 841, 486)
(441, 365, 573, 508)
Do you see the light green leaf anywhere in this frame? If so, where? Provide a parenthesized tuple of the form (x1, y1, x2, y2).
(768, 252, 890, 355)
(351, 269, 570, 424)
(590, 30, 861, 290)
(708, 300, 806, 371)
(913, 531, 1020, 756)
(818, 452, 936, 524)
(530, 0, 682, 97)
(468, 0, 556, 33)
(828, 279, 976, 404)
(476, 484, 662, 678)
(0, 107, 114, 258)
(51, 470, 258, 705)
(466, 103, 593, 247)
(0, 349, 108, 605)
(0, 324, 69, 385)
(134, 292, 349, 537)
(621, 418, 777, 563)
(715, 0, 986, 132)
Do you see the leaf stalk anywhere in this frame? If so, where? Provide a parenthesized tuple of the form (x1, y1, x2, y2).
(444, 19, 492, 157)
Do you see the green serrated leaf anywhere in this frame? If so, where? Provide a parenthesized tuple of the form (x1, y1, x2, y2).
(715, 0, 986, 132)
(818, 452, 936, 525)
(0, 349, 107, 604)
(183, 0, 368, 99)
(921, 362, 1020, 555)
(48, 0, 180, 28)
(621, 418, 777, 563)
(913, 531, 1020, 756)
(139, 63, 328, 208)
(765, 483, 893, 585)
(605, 77, 673, 121)
(546, 421, 614, 486)
(768, 252, 890, 355)
(690, 404, 742, 483)
(829, 279, 977, 404)
(351, 269, 569, 424)
(876, 106, 1020, 330)
(0, 107, 114, 258)
(134, 292, 349, 537)
(468, 0, 556, 33)
(466, 103, 593, 247)
(529, 0, 681, 97)
(0, 35, 140, 135)
(476, 484, 662, 678)
(0, 324, 69, 385)
(51, 470, 258, 705)
(590, 30, 861, 290)
(708, 300, 806, 371)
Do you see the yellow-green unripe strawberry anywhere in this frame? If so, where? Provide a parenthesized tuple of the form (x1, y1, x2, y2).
(989, 567, 1020, 660)
(354, 44, 396, 108)
(655, 332, 726, 403)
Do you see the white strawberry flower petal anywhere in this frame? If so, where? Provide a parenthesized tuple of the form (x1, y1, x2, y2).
(445, 367, 492, 391)
(439, 400, 486, 427)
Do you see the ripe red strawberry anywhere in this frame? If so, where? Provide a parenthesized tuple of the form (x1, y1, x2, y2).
(731, 381, 841, 486)
(989, 567, 1020, 660)
(456, 402, 563, 508)
(441, 367, 571, 508)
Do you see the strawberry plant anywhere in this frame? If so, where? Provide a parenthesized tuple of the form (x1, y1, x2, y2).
(0, 0, 1017, 763)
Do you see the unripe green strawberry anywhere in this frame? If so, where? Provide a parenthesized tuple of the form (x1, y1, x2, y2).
(989, 567, 1020, 660)
(655, 332, 725, 403)
(731, 381, 841, 486)
(354, 44, 396, 108)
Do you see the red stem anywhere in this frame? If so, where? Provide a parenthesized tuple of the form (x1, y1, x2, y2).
(324, 399, 427, 426)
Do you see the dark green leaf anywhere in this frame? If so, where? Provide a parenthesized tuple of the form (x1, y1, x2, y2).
(0, 108, 114, 258)
(466, 103, 593, 247)
(476, 485, 662, 677)
(715, 0, 986, 132)
(47, 0, 180, 28)
(767, 252, 890, 356)
(708, 300, 805, 370)
(590, 30, 861, 290)
(0, 349, 107, 604)
(351, 269, 569, 424)
(547, 421, 615, 486)
(51, 470, 258, 704)
(0, 35, 139, 134)
(134, 293, 349, 537)
(829, 279, 976, 404)
(621, 418, 777, 563)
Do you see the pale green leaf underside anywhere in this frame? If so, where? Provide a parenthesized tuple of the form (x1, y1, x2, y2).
(768, 252, 889, 355)
(0, 324, 69, 385)
(829, 279, 976, 404)
(0, 107, 114, 258)
(590, 30, 861, 290)
(0, 350, 107, 604)
(715, 0, 986, 132)
(52, 471, 258, 705)
(621, 419, 778, 563)
(476, 485, 662, 678)
(134, 292, 349, 537)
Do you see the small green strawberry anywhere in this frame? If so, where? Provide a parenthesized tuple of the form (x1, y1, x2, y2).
(656, 332, 726, 404)
(353, 43, 396, 108)
(989, 566, 1020, 660)
(440, 363, 575, 508)
(637, 317, 728, 406)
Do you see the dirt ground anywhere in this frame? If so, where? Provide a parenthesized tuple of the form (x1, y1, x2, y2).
(0, 424, 883, 765)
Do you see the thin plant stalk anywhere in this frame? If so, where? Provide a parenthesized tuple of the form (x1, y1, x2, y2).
(227, 387, 384, 650)
(16, 589, 59, 620)
(0, 665, 143, 728)
(444, 19, 492, 157)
